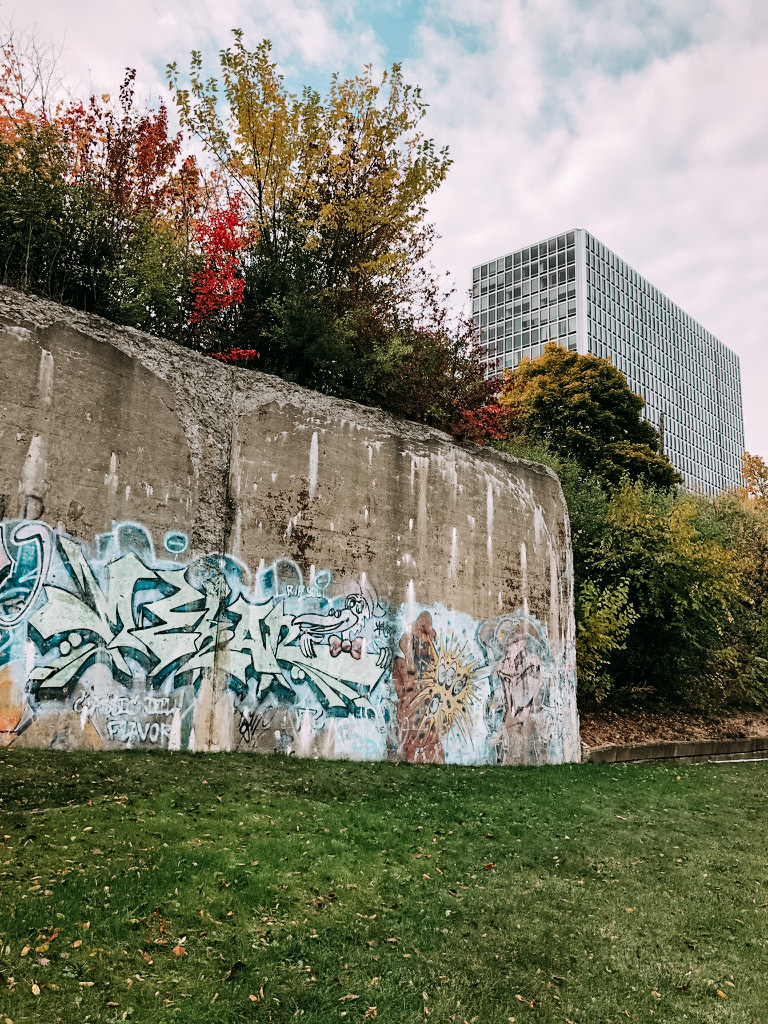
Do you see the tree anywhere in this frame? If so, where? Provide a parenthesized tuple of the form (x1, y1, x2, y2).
(168, 34, 449, 305)
(739, 452, 768, 509)
(166, 32, 471, 404)
(691, 491, 768, 706)
(0, 33, 218, 339)
(592, 482, 747, 704)
(497, 344, 681, 490)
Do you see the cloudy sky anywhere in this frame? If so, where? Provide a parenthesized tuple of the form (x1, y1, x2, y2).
(5, 0, 767, 459)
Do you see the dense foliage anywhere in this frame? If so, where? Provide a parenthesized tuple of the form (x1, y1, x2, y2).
(0, 34, 208, 337)
(495, 439, 766, 713)
(497, 345, 681, 489)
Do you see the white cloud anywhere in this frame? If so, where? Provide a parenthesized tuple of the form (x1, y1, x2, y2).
(3, 0, 384, 103)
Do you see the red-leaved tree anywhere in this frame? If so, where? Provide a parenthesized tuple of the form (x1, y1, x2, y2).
(190, 195, 254, 328)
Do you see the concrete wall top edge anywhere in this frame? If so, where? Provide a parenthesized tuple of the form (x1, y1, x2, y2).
(0, 286, 561, 496)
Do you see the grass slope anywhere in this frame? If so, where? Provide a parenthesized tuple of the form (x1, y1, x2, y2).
(0, 750, 766, 1023)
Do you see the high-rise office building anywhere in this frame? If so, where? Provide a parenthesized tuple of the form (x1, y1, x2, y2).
(472, 228, 745, 494)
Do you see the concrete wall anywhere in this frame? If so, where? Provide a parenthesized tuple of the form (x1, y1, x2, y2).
(0, 286, 579, 765)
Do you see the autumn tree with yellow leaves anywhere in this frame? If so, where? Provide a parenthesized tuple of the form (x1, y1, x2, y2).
(165, 33, 492, 423)
(739, 452, 768, 509)
(168, 33, 449, 304)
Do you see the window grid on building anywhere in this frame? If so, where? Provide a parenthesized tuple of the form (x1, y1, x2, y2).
(472, 229, 745, 495)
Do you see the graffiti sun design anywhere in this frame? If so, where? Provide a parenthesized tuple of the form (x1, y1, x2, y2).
(411, 636, 481, 746)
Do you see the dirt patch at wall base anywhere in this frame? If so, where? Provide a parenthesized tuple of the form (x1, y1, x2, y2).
(580, 705, 768, 747)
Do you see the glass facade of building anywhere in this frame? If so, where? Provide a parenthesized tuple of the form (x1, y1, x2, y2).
(472, 228, 745, 494)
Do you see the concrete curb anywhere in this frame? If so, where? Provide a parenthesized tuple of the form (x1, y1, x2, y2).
(582, 736, 768, 764)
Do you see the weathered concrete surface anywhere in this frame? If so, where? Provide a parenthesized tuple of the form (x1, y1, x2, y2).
(0, 286, 579, 765)
(585, 737, 768, 764)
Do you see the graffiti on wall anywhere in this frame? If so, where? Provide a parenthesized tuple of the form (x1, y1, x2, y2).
(0, 519, 571, 764)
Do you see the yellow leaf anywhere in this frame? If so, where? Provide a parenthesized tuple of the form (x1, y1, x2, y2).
(20, 946, 29, 957)
(72, 940, 82, 949)
(716, 989, 727, 998)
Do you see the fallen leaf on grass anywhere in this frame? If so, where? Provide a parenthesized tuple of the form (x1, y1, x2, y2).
(172, 945, 186, 956)
(484, 864, 496, 871)
(141, 951, 153, 965)
(716, 989, 727, 998)
(515, 994, 534, 1008)
(71, 940, 82, 949)
(651, 990, 661, 999)
(20, 946, 29, 957)
(364, 1008, 378, 1018)
(107, 1002, 119, 1008)
(340, 994, 359, 1002)
(31, 983, 40, 996)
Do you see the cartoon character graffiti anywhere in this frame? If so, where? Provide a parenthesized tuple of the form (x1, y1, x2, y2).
(392, 611, 483, 762)
(479, 614, 554, 764)
(293, 577, 390, 667)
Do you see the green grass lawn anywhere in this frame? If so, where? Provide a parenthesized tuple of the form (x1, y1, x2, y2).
(0, 750, 766, 1023)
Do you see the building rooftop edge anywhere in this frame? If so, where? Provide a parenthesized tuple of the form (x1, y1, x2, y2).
(472, 227, 738, 360)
